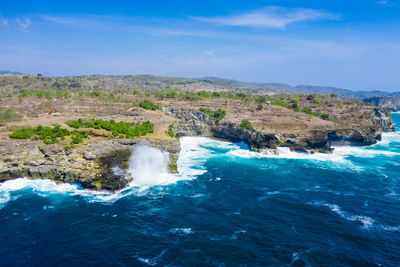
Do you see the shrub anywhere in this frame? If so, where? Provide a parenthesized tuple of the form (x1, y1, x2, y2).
(255, 96, 265, 104)
(10, 125, 89, 145)
(312, 97, 321, 104)
(302, 106, 313, 115)
(0, 109, 21, 124)
(320, 113, 331, 120)
(9, 127, 34, 139)
(199, 108, 226, 122)
(239, 120, 252, 129)
(337, 104, 344, 109)
(166, 90, 178, 98)
(212, 92, 222, 98)
(257, 104, 263, 110)
(197, 91, 210, 98)
(236, 92, 247, 99)
(167, 130, 175, 138)
(65, 119, 154, 138)
(139, 100, 162, 110)
(89, 91, 101, 97)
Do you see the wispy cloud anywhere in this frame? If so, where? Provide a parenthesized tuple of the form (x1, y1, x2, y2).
(16, 18, 31, 29)
(203, 50, 215, 56)
(0, 19, 8, 26)
(41, 15, 214, 37)
(376, 0, 390, 5)
(41, 15, 100, 27)
(192, 6, 339, 29)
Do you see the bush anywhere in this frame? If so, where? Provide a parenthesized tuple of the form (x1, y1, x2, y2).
(0, 109, 21, 124)
(10, 125, 89, 145)
(239, 120, 252, 129)
(65, 118, 154, 138)
(197, 91, 210, 98)
(89, 91, 101, 97)
(255, 96, 265, 104)
(212, 92, 222, 98)
(257, 104, 263, 110)
(166, 90, 178, 98)
(312, 97, 321, 104)
(167, 130, 175, 138)
(139, 100, 162, 110)
(199, 108, 226, 122)
(9, 127, 34, 139)
(302, 106, 313, 115)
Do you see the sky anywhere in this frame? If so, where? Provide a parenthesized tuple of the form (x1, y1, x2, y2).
(0, 0, 399, 91)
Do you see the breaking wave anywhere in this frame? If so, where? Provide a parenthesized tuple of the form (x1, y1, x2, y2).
(309, 201, 400, 232)
(0, 131, 399, 207)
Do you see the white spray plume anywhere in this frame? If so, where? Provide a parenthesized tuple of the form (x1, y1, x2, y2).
(127, 142, 173, 186)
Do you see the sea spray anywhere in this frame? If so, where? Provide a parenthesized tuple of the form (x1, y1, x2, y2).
(127, 142, 174, 186)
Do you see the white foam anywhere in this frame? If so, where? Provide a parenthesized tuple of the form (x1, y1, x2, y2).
(169, 227, 193, 235)
(0, 138, 213, 205)
(1, 133, 399, 206)
(332, 146, 400, 158)
(310, 201, 399, 232)
(311, 201, 375, 229)
(127, 142, 175, 186)
(376, 132, 400, 146)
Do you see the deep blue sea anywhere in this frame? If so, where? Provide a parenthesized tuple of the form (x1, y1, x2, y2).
(1, 113, 400, 266)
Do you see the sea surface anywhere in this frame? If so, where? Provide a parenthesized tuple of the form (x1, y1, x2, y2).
(1, 113, 400, 266)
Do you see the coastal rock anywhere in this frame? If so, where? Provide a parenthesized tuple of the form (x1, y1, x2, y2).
(171, 107, 393, 153)
(0, 138, 180, 191)
(364, 96, 400, 112)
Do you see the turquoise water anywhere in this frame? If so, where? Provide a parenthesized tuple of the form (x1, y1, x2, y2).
(1, 113, 400, 266)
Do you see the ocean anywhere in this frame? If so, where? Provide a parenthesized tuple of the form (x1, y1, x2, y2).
(1, 113, 399, 266)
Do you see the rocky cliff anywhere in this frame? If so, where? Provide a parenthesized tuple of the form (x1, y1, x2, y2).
(364, 97, 400, 112)
(171, 107, 394, 153)
(0, 138, 180, 191)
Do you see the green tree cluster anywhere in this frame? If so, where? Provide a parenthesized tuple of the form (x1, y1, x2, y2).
(199, 108, 227, 122)
(66, 118, 154, 138)
(139, 100, 162, 110)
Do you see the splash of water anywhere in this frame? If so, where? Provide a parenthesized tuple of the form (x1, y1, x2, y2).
(127, 142, 174, 186)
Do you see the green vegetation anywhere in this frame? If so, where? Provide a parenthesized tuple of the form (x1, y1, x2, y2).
(167, 130, 175, 138)
(239, 120, 252, 129)
(267, 94, 335, 121)
(167, 123, 176, 138)
(199, 108, 227, 122)
(337, 104, 344, 109)
(139, 100, 162, 110)
(0, 109, 21, 124)
(9, 125, 89, 145)
(255, 96, 265, 104)
(18, 89, 70, 100)
(66, 118, 154, 138)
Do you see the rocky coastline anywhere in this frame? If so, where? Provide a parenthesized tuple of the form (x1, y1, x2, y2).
(0, 106, 394, 191)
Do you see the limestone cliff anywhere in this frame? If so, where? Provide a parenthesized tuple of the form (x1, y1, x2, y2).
(0, 139, 180, 191)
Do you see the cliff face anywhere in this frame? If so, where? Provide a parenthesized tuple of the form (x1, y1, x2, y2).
(0, 107, 393, 191)
(364, 97, 400, 112)
(171, 107, 394, 153)
(0, 139, 180, 191)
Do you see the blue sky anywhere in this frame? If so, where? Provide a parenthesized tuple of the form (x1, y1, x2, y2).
(0, 0, 399, 91)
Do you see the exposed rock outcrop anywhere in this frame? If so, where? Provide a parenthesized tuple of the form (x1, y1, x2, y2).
(364, 97, 400, 112)
(171, 107, 393, 153)
(0, 138, 180, 191)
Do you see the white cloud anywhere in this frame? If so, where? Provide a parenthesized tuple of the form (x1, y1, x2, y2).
(16, 18, 31, 29)
(203, 50, 215, 56)
(376, 0, 391, 5)
(0, 19, 8, 26)
(192, 6, 339, 29)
